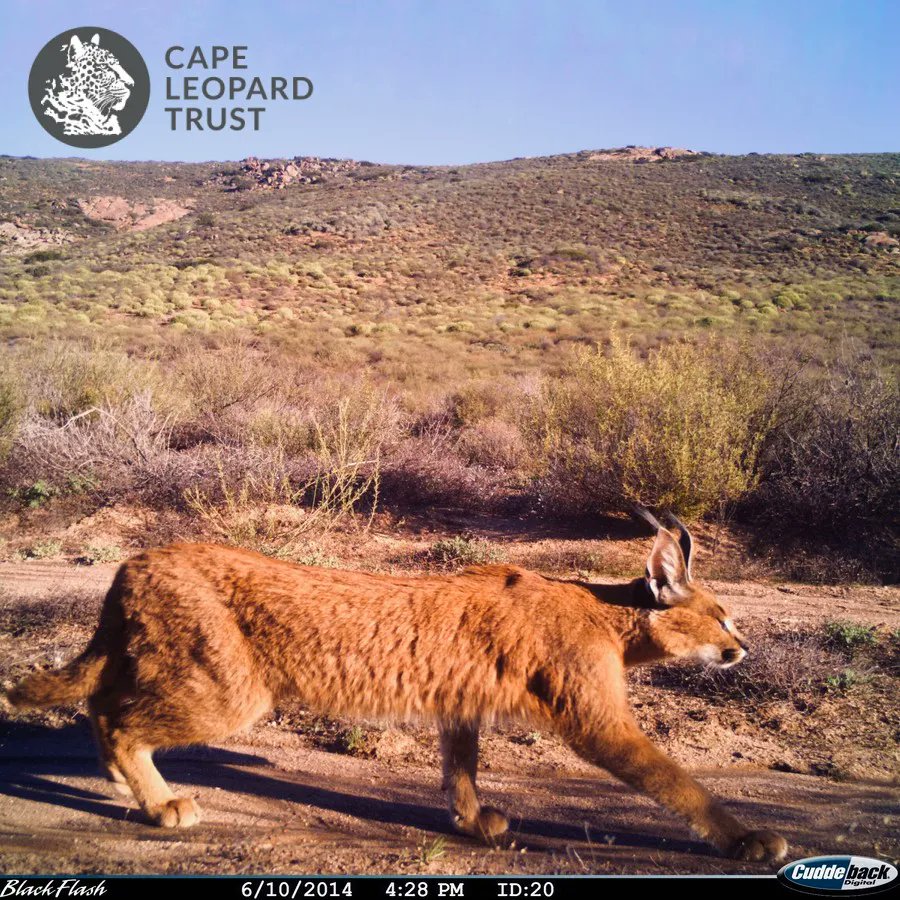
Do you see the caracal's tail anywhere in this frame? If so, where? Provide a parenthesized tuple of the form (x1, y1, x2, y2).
(2, 570, 127, 710)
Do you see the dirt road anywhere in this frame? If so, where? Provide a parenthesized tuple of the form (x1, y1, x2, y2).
(1, 718, 896, 876)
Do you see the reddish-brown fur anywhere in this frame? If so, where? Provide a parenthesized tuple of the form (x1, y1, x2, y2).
(5, 529, 787, 861)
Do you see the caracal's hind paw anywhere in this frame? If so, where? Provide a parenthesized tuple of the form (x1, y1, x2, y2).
(730, 829, 788, 863)
(453, 806, 510, 845)
(150, 797, 201, 828)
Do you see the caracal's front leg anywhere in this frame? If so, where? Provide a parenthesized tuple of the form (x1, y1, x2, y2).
(437, 720, 509, 843)
(563, 709, 787, 862)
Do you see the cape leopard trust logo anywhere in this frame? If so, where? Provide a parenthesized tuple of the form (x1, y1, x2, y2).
(28, 27, 150, 148)
(778, 856, 898, 895)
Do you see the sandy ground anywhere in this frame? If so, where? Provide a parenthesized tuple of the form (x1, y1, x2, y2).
(1, 718, 897, 876)
(0, 561, 897, 875)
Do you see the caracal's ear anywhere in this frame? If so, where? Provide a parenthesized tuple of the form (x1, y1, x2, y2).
(645, 527, 689, 604)
(664, 511, 693, 582)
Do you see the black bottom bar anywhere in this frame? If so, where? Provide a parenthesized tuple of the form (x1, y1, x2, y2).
(0, 875, 794, 900)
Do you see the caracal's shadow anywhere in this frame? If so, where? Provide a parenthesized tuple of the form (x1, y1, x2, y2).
(0, 718, 713, 855)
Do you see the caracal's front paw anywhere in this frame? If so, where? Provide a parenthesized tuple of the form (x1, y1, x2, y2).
(476, 806, 510, 843)
(452, 806, 510, 844)
(150, 797, 201, 828)
(729, 829, 788, 863)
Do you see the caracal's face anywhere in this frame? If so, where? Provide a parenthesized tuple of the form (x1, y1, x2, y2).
(652, 583, 749, 669)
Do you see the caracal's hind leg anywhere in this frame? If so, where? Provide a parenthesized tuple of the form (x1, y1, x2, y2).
(438, 720, 508, 843)
(87, 697, 131, 797)
(106, 727, 200, 828)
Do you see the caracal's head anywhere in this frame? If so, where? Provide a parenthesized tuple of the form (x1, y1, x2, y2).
(636, 509, 748, 669)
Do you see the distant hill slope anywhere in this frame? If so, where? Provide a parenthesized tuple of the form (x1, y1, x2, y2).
(0, 149, 897, 370)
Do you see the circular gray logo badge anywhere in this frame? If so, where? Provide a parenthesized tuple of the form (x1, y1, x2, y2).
(29, 27, 150, 148)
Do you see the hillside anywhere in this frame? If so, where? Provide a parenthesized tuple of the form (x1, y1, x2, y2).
(0, 149, 898, 379)
(0, 149, 897, 582)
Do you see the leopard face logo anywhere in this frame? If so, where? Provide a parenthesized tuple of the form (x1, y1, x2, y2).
(29, 28, 150, 148)
(44, 33, 133, 137)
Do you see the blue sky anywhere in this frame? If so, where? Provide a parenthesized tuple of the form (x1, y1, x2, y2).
(1, 0, 897, 163)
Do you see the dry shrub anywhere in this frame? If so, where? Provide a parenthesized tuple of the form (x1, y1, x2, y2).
(172, 339, 289, 441)
(185, 396, 383, 555)
(249, 379, 400, 459)
(458, 417, 528, 470)
(9, 392, 184, 498)
(2, 341, 402, 529)
(533, 337, 776, 518)
(0, 369, 19, 460)
(449, 379, 527, 426)
(747, 351, 899, 579)
(12, 341, 156, 423)
(519, 542, 636, 578)
(427, 535, 506, 569)
(380, 417, 510, 511)
(762, 546, 884, 586)
(0, 341, 187, 504)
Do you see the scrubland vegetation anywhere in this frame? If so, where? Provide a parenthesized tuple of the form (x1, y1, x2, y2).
(0, 150, 897, 580)
(0, 336, 895, 579)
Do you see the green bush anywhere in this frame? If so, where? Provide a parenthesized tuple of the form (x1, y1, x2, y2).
(23, 539, 63, 560)
(76, 542, 124, 565)
(428, 535, 506, 569)
(0, 371, 20, 459)
(824, 620, 879, 654)
(535, 338, 776, 517)
(24, 249, 65, 263)
(774, 288, 803, 309)
(14, 480, 55, 508)
(824, 669, 869, 693)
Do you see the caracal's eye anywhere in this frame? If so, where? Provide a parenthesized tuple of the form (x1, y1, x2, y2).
(721, 619, 733, 633)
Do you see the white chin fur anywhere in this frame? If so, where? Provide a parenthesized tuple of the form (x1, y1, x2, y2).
(697, 644, 721, 665)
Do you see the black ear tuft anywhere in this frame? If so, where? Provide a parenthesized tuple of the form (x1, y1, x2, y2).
(663, 512, 693, 581)
(631, 504, 663, 533)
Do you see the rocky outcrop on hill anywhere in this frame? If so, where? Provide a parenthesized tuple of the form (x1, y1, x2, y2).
(219, 156, 363, 191)
(0, 220, 77, 254)
(586, 146, 705, 163)
(77, 196, 195, 231)
(862, 230, 899, 251)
